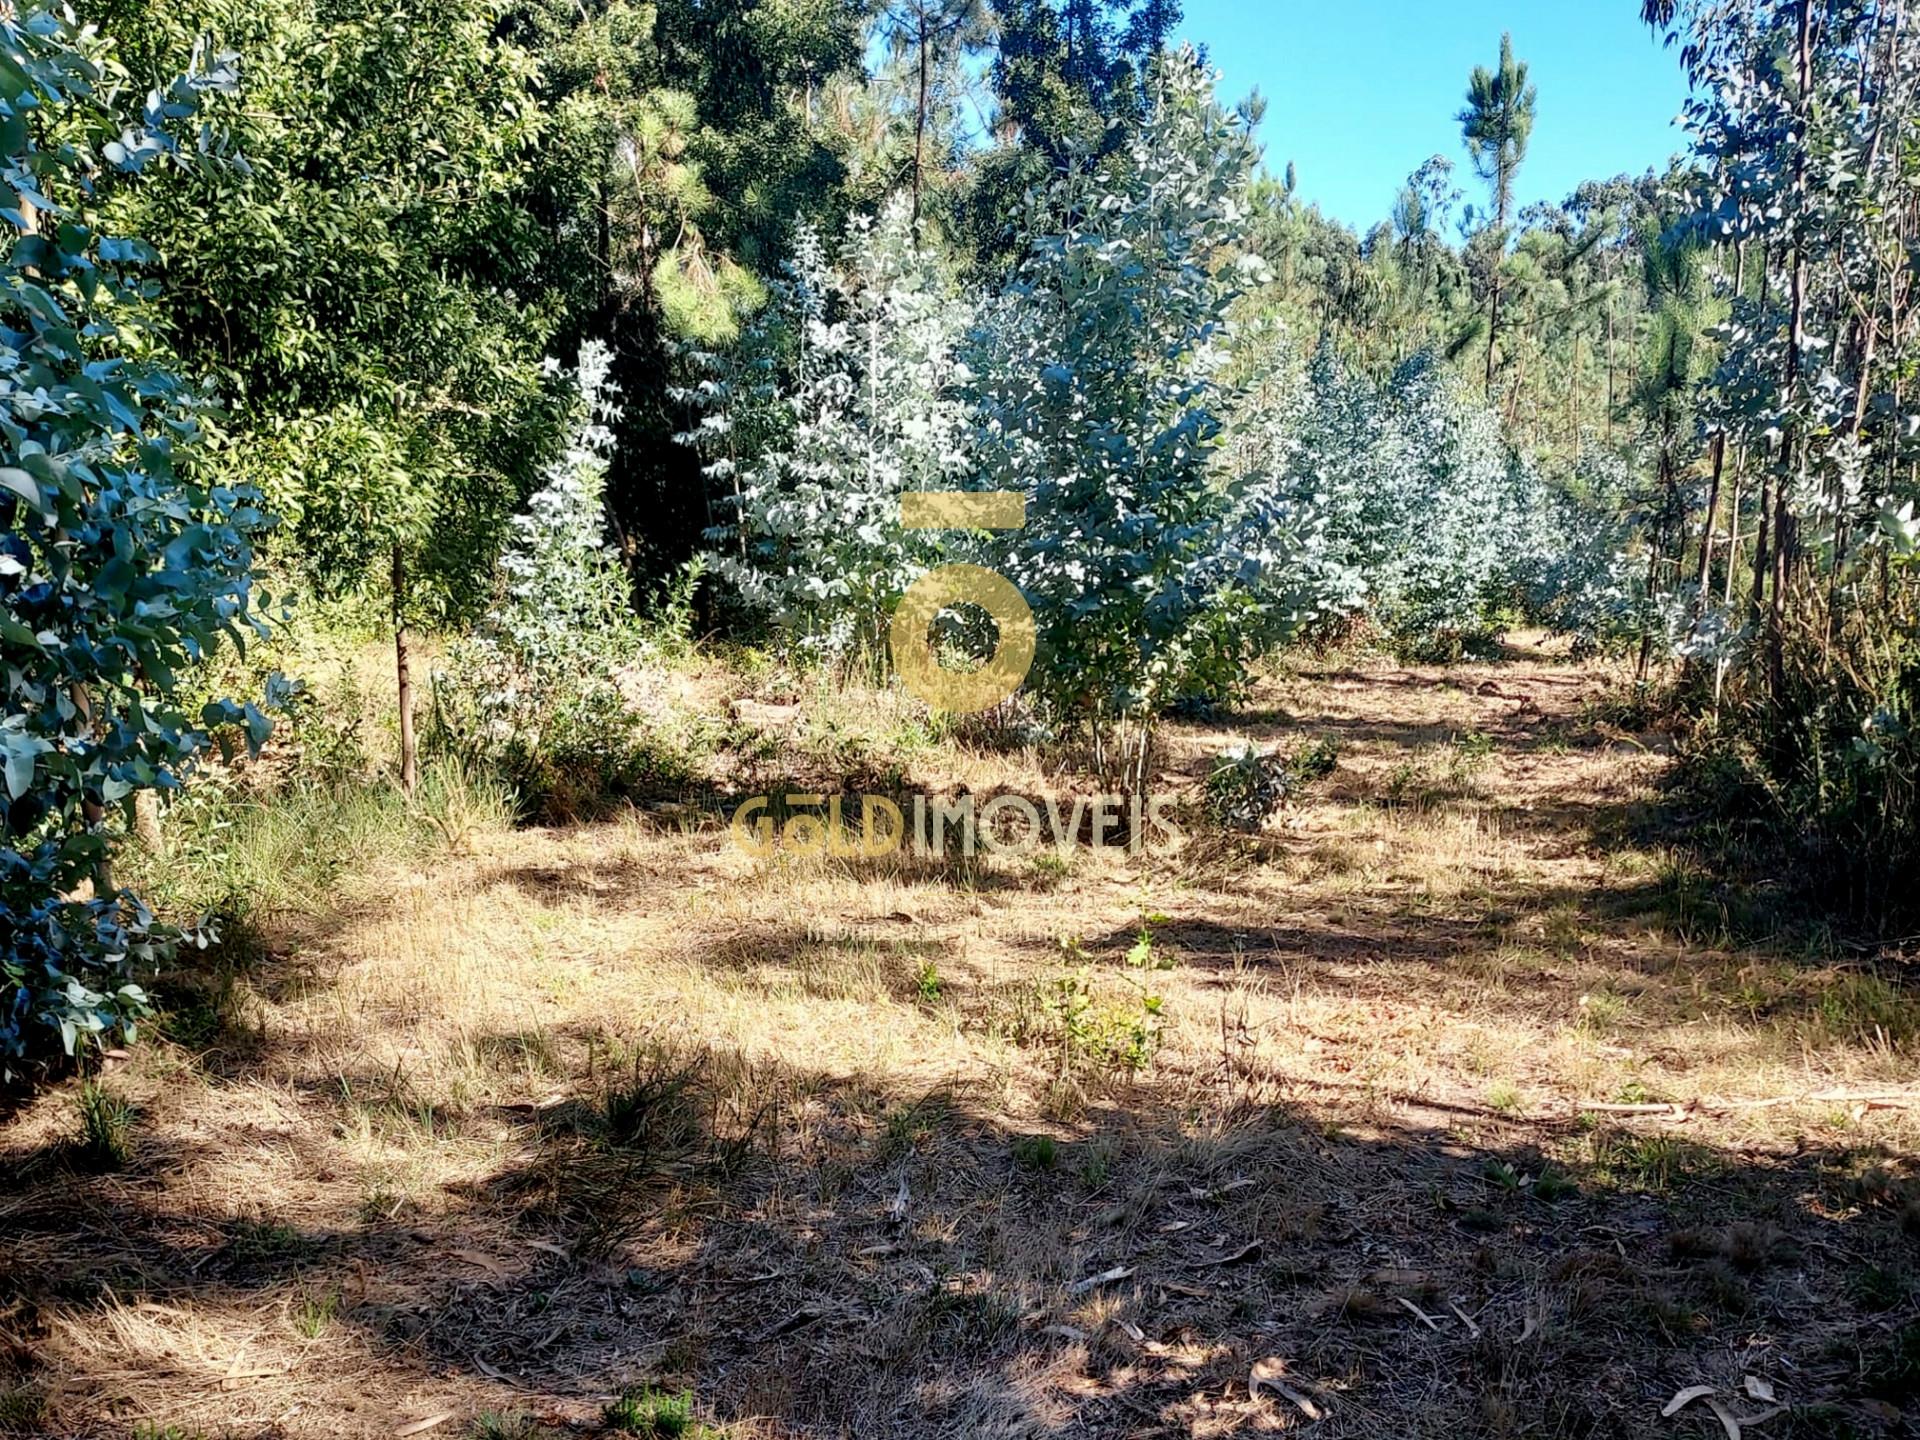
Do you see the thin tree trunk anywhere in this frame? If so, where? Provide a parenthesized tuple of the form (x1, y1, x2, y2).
(596, 179, 611, 313)
(1716, 462, 1743, 713)
(1769, 0, 1815, 707)
(912, 8, 930, 228)
(133, 791, 163, 853)
(1698, 431, 1726, 604)
(1485, 272, 1502, 396)
(1638, 448, 1673, 683)
(1568, 331, 1580, 459)
(1485, 164, 1508, 397)
(1604, 297, 1616, 443)
(1724, 474, 1743, 606)
(393, 543, 417, 795)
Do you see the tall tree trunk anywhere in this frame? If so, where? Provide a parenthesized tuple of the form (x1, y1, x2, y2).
(1769, 0, 1815, 708)
(133, 791, 163, 853)
(393, 543, 417, 795)
(912, 8, 930, 228)
(1485, 163, 1509, 396)
(1568, 331, 1581, 460)
(1697, 430, 1726, 604)
(1638, 448, 1673, 683)
(595, 178, 611, 316)
(1716, 460, 1744, 713)
(1484, 270, 1502, 396)
(1724, 467, 1743, 607)
(1604, 296, 1616, 443)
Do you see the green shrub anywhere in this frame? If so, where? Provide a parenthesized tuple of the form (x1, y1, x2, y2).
(603, 1386, 715, 1438)
(1205, 737, 1339, 830)
(1023, 963, 1166, 1077)
(430, 345, 674, 821)
(0, 13, 272, 1070)
(598, 1045, 706, 1155)
(73, 1081, 134, 1172)
(291, 1290, 340, 1338)
(1011, 1134, 1059, 1171)
(0, 1386, 47, 1433)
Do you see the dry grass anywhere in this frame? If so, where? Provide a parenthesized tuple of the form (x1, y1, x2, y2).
(4, 636, 1919, 1438)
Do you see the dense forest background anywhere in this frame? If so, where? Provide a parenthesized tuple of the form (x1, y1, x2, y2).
(5, 0, 1920, 1065)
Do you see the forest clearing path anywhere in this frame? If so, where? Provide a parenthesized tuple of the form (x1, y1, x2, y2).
(4, 642, 1918, 1438)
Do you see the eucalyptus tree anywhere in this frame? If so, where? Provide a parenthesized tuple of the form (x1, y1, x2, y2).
(1, 2, 273, 1064)
(1458, 33, 1537, 394)
(1651, 0, 1920, 914)
(972, 49, 1295, 786)
(435, 344, 650, 814)
(696, 203, 974, 663)
(1217, 337, 1616, 662)
(1388, 156, 1469, 358)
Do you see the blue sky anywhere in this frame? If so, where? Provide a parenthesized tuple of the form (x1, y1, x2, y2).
(1175, 1, 1692, 233)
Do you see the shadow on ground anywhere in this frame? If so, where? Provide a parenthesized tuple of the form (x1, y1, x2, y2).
(3, 653, 1917, 1439)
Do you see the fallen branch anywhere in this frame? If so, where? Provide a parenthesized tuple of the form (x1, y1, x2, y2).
(1728, 1089, 1920, 1110)
(1250, 1357, 1325, 1422)
(1578, 1089, 1920, 1119)
(1069, 1265, 1135, 1295)
(748, 1307, 824, 1343)
(1396, 1296, 1444, 1331)
(1191, 1241, 1262, 1270)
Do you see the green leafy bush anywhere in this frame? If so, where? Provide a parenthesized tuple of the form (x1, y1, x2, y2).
(1205, 737, 1339, 830)
(73, 1080, 135, 1171)
(0, 6, 273, 1069)
(432, 344, 675, 818)
(1225, 344, 1623, 661)
(974, 49, 1290, 786)
(604, 1386, 716, 1438)
(689, 200, 968, 663)
(1029, 961, 1166, 1078)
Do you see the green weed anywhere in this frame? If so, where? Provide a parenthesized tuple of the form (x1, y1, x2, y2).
(1011, 1134, 1059, 1171)
(603, 1386, 717, 1438)
(73, 1081, 134, 1171)
(292, 1289, 339, 1338)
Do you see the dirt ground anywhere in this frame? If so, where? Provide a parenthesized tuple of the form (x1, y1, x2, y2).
(4, 641, 1918, 1439)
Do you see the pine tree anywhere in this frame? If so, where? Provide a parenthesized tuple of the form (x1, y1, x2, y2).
(1458, 33, 1537, 395)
